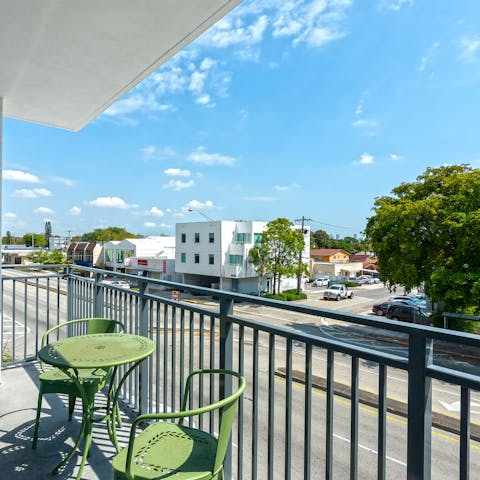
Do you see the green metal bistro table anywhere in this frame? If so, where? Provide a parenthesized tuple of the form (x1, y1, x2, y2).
(38, 333, 156, 479)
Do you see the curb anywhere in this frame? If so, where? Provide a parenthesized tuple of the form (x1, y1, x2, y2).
(276, 367, 480, 442)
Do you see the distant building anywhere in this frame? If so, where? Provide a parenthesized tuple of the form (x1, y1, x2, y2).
(66, 242, 102, 267)
(49, 236, 69, 251)
(103, 237, 176, 272)
(2, 246, 41, 265)
(175, 221, 310, 294)
(310, 249, 350, 263)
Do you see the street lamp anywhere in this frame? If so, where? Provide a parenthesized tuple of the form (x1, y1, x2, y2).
(187, 207, 215, 221)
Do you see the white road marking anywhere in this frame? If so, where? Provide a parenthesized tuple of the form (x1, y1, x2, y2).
(333, 433, 407, 467)
(439, 400, 480, 414)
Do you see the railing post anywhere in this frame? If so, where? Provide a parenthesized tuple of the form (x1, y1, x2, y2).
(93, 272, 104, 318)
(407, 333, 433, 480)
(66, 266, 73, 322)
(219, 295, 234, 479)
(138, 280, 149, 414)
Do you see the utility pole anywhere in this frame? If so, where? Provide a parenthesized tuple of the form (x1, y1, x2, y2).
(294, 216, 312, 294)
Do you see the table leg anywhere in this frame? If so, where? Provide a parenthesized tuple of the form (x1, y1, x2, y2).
(106, 360, 143, 452)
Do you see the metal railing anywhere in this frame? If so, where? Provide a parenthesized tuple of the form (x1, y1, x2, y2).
(2, 264, 480, 479)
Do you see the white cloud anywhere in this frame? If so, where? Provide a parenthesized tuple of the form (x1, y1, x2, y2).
(390, 153, 403, 161)
(35, 207, 54, 214)
(141, 144, 176, 160)
(195, 94, 215, 107)
(69, 206, 81, 215)
(4, 169, 39, 183)
(200, 57, 216, 70)
(164, 168, 191, 177)
(275, 183, 300, 191)
(88, 196, 138, 209)
(150, 206, 164, 217)
(354, 153, 375, 165)
(144, 222, 157, 228)
(199, 15, 268, 48)
(188, 146, 236, 166)
(381, 0, 415, 10)
(104, 93, 173, 117)
(4, 212, 16, 218)
(163, 179, 195, 191)
(352, 118, 379, 135)
(459, 35, 480, 63)
(13, 188, 52, 198)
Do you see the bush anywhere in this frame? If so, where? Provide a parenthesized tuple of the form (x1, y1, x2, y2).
(263, 290, 307, 301)
(343, 281, 359, 287)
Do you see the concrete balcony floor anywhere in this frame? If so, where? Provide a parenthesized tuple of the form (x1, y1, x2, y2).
(0, 363, 134, 480)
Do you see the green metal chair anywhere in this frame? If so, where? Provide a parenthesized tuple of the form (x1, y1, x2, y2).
(112, 369, 246, 480)
(32, 317, 124, 449)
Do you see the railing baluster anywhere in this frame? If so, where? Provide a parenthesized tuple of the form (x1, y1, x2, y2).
(350, 356, 359, 480)
(12, 279, 16, 360)
(460, 386, 470, 480)
(155, 303, 161, 413)
(326, 350, 334, 480)
(304, 343, 312, 480)
(268, 333, 275, 480)
(378, 364, 387, 480)
(238, 324, 245, 480)
(252, 328, 259, 480)
(209, 315, 215, 434)
(163, 303, 168, 413)
(285, 338, 293, 480)
(179, 309, 185, 409)
(199, 313, 205, 430)
(172, 306, 177, 416)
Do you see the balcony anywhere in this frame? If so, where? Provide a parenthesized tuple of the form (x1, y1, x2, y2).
(1, 264, 480, 479)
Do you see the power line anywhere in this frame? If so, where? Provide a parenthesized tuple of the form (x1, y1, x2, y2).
(294, 216, 312, 294)
(309, 218, 351, 230)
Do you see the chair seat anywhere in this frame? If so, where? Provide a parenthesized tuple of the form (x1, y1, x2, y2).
(112, 422, 218, 480)
(39, 367, 110, 395)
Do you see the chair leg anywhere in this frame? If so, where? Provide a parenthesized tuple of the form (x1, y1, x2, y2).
(68, 394, 76, 420)
(32, 385, 44, 449)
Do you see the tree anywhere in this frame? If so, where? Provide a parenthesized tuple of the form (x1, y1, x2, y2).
(81, 227, 137, 242)
(255, 218, 306, 295)
(248, 245, 267, 296)
(311, 229, 336, 249)
(23, 233, 46, 247)
(5, 230, 12, 245)
(28, 249, 69, 265)
(365, 165, 480, 327)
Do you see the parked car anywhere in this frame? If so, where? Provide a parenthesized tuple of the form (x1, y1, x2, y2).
(386, 303, 431, 325)
(312, 276, 329, 287)
(388, 295, 426, 307)
(103, 279, 131, 289)
(372, 302, 391, 316)
(372, 299, 413, 316)
(323, 284, 354, 300)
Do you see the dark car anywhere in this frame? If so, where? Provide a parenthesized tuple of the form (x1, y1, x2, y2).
(386, 303, 431, 325)
(372, 302, 391, 316)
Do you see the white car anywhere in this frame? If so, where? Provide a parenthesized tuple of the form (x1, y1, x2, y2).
(103, 279, 131, 289)
(312, 276, 329, 287)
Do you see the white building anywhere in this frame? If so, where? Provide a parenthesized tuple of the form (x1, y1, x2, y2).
(175, 221, 310, 294)
(104, 237, 176, 272)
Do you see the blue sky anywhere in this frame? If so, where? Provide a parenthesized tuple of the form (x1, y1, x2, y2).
(3, 0, 480, 239)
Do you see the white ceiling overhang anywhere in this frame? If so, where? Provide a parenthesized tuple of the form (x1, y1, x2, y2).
(0, 0, 242, 131)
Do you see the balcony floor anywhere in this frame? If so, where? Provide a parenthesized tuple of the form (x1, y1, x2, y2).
(0, 362, 133, 479)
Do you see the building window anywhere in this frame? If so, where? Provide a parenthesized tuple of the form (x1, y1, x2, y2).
(181, 253, 186, 263)
(209, 254, 214, 265)
(209, 232, 214, 243)
(194, 233, 200, 243)
(229, 254, 243, 265)
(194, 254, 200, 264)
(236, 233, 251, 243)
(181, 233, 186, 243)
(254, 233, 262, 244)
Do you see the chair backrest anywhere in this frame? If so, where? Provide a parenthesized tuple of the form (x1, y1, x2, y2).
(180, 369, 246, 476)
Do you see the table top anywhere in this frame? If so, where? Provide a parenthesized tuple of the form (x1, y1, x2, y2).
(38, 333, 156, 369)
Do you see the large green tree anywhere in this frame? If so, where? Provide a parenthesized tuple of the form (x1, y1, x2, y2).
(81, 227, 137, 242)
(251, 218, 306, 295)
(23, 233, 46, 247)
(365, 165, 480, 319)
